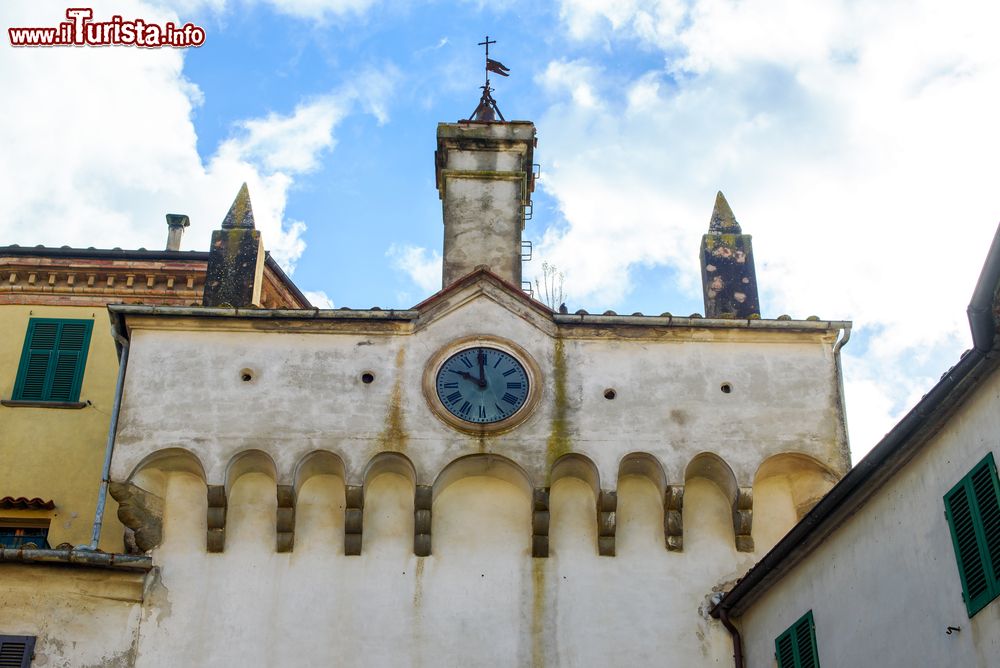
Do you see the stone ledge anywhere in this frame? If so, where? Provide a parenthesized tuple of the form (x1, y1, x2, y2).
(2, 399, 87, 409)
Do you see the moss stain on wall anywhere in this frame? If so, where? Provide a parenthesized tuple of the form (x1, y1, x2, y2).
(378, 348, 409, 452)
(546, 337, 571, 480)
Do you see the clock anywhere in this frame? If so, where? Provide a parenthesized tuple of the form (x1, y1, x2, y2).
(436, 347, 529, 423)
(423, 337, 541, 433)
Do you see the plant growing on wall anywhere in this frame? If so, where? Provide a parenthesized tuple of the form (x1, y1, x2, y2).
(534, 261, 566, 311)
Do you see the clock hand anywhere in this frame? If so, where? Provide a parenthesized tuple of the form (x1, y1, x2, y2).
(477, 350, 487, 385)
(450, 369, 487, 387)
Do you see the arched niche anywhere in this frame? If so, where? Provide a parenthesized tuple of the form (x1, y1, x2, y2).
(293, 451, 347, 553)
(753, 453, 839, 553)
(433, 453, 533, 500)
(223, 450, 279, 553)
(683, 452, 752, 552)
(616, 453, 669, 555)
(294, 450, 347, 499)
(128, 447, 207, 496)
(350, 452, 417, 557)
(430, 454, 534, 558)
(110, 448, 208, 553)
(548, 454, 602, 556)
(225, 450, 278, 496)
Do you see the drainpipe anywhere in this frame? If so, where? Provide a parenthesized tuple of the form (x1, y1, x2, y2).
(82, 318, 130, 551)
(718, 606, 745, 668)
(832, 323, 853, 463)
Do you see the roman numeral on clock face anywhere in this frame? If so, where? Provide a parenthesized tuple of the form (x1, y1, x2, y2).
(502, 393, 518, 405)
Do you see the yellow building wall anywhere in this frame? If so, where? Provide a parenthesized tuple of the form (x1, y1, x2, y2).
(1, 305, 124, 551)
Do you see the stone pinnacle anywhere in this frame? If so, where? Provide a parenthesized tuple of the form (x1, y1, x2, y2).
(709, 191, 741, 234)
(221, 182, 256, 230)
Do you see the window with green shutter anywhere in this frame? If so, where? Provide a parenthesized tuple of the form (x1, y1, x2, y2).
(775, 610, 819, 668)
(11, 318, 93, 403)
(944, 452, 1000, 617)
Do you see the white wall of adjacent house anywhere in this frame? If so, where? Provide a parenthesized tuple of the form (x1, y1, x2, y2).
(739, 366, 1000, 668)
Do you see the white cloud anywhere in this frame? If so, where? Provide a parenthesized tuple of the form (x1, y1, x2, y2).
(223, 98, 348, 174)
(542, 0, 1000, 457)
(153, 0, 376, 21)
(0, 1, 394, 272)
(386, 244, 441, 293)
(302, 290, 335, 308)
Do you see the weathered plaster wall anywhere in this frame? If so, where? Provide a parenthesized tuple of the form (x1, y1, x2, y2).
(740, 367, 1000, 668)
(0, 564, 144, 666)
(128, 469, 753, 667)
(101, 286, 848, 666)
(0, 304, 124, 550)
(112, 293, 848, 489)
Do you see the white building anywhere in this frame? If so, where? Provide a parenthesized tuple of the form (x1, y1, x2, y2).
(1, 116, 857, 666)
(713, 225, 1000, 668)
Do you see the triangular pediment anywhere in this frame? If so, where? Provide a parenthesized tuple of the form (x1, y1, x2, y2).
(411, 268, 557, 336)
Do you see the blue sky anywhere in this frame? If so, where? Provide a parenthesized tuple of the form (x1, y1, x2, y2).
(3, 0, 1000, 459)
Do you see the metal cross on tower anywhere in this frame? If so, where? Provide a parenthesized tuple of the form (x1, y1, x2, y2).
(469, 35, 509, 122)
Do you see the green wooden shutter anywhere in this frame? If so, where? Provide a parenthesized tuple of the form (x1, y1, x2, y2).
(775, 611, 819, 668)
(945, 453, 1000, 617)
(775, 628, 796, 668)
(794, 613, 819, 668)
(12, 319, 92, 402)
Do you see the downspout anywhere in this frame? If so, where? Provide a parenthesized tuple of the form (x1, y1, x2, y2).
(833, 324, 853, 465)
(81, 317, 130, 551)
(718, 606, 744, 668)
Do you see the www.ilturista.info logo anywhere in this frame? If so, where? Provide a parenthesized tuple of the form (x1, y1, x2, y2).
(8, 8, 206, 48)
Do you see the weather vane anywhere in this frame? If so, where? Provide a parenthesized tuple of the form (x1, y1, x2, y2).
(469, 35, 509, 122)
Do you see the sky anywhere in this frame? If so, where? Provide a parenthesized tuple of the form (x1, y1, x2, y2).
(3, 0, 999, 462)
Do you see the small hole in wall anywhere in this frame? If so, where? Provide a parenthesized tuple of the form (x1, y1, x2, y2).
(361, 372, 375, 384)
(604, 389, 617, 400)
(240, 368, 254, 382)
(720, 383, 732, 394)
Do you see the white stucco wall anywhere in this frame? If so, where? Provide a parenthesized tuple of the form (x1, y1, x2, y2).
(112, 286, 848, 489)
(103, 282, 849, 666)
(739, 366, 1000, 668)
(129, 470, 754, 667)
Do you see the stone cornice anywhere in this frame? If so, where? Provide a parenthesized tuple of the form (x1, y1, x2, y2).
(0, 249, 307, 308)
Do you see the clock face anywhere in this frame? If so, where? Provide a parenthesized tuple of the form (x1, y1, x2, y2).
(435, 346, 530, 424)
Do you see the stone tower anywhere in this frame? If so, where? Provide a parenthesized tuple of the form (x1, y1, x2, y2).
(435, 121, 536, 287)
(700, 191, 760, 318)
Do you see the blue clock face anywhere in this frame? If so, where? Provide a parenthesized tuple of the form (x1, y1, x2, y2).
(435, 347, 530, 424)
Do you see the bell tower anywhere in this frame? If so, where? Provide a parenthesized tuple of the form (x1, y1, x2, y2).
(435, 37, 535, 288)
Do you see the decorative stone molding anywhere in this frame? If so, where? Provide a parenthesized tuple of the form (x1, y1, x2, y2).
(0, 247, 308, 307)
(733, 486, 754, 552)
(276, 485, 295, 553)
(598, 490, 617, 557)
(344, 485, 364, 556)
(414, 485, 432, 557)
(109, 482, 163, 553)
(532, 488, 550, 558)
(664, 485, 684, 552)
(206, 485, 227, 553)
